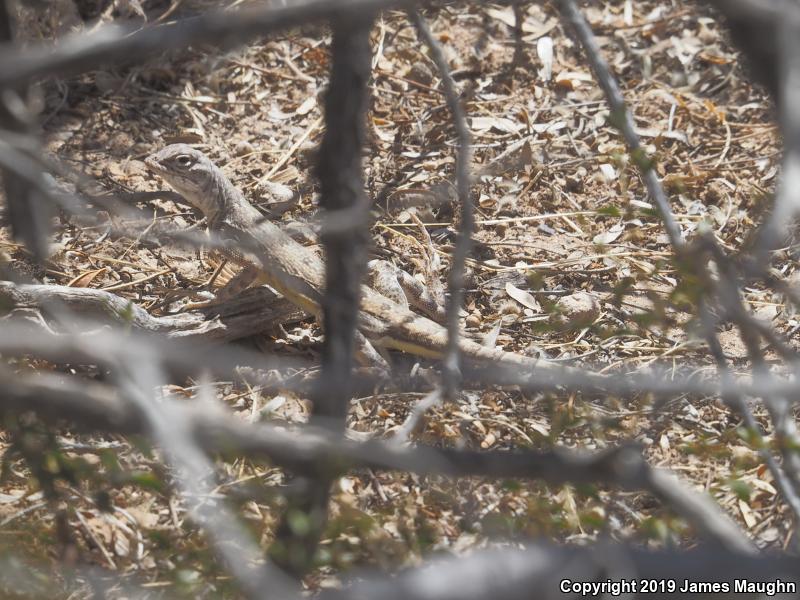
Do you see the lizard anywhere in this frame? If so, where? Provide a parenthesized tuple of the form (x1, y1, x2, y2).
(144, 144, 576, 376)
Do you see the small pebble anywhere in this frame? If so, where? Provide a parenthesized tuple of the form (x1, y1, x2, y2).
(465, 313, 482, 328)
(234, 140, 255, 156)
(408, 61, 434, 85)
(553, 291, 600, 324)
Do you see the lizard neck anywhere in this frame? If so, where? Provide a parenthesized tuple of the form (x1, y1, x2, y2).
(197, 166, 246, 227)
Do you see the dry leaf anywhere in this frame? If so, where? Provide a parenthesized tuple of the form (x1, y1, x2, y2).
(537, 36, 554, 81)
(267, 105, 295, 121)
(126, 506, 160, 529)
(593, 222, 624, 245)
(624, 0, 633, 25)
(738, 499, 757, 529)
(523, 17, 559, 38)
(556, 487, 580, 528)
(67, 268, 107, 288)
(262, 395, 287, 415)
(485, 6, 516, 28)
(295, 96, 316, 116)
(635, 127, 689, 144)
(599, 163, 617, 182)
(505, 282, 542, 312)
(751, 479, 777, 496)
(114, 530, 131, 557)
(481, 320, 502, 349)
(554, 70, 593, 88)
(85, 514, 114, 544)
(526, 418, 550, 437)
(115, 0, 145, 19)
(532, 120, 566, 134)
(471, 116, 524, 134)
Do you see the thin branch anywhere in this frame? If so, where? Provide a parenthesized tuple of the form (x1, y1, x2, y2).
(0, 319, 314, 389)
(0, 0, 417, 89)
(752, 17, 800, 271)
(1, 370, 752, 553)
(0, 6, 51, 262)
(325, 543, 796, 600)
(555, 0, 683, 249)
(409, 9, 472, 397)
(116, 361, 299, 599)
(696, 235, 800, 517)
(314, 13, 375, 420)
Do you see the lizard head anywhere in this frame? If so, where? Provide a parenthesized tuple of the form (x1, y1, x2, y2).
(145, 144, 218, 210)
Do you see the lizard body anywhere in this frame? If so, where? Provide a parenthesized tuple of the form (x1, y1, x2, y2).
(145, 144, 568, 374)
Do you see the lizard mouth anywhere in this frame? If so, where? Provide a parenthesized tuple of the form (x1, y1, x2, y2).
(144, 155, 165, 175)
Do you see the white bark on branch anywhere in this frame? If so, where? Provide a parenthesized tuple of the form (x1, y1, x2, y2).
(0, 281, 306, 342)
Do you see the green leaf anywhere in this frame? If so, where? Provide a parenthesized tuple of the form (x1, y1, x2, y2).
(728, 478, 751, 502)
(597, 205, 621, 218)
(630, 147, 655, 171)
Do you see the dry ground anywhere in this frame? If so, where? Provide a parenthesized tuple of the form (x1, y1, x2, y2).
(0, 0, 792, 597)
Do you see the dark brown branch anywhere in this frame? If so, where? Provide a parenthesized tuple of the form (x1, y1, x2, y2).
(0, 7, 51, 261)
(273, 10, 376, 577)
(314, 14, 375, 420)
(702, 0, 797, 103)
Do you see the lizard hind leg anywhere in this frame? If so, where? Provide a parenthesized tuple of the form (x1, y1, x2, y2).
(355, 330, 391, 375)
(368, 259, 446, 323)
(213, 265, 261, 301)
(180, 265, 261, 312)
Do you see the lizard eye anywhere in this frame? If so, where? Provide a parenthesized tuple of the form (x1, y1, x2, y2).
(175, 154, 194, 168)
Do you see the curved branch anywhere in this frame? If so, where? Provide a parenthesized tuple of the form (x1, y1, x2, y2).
(0, 281, 306, 342)
(1, 369, 753, 554)
(0, 0, 415, 88)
